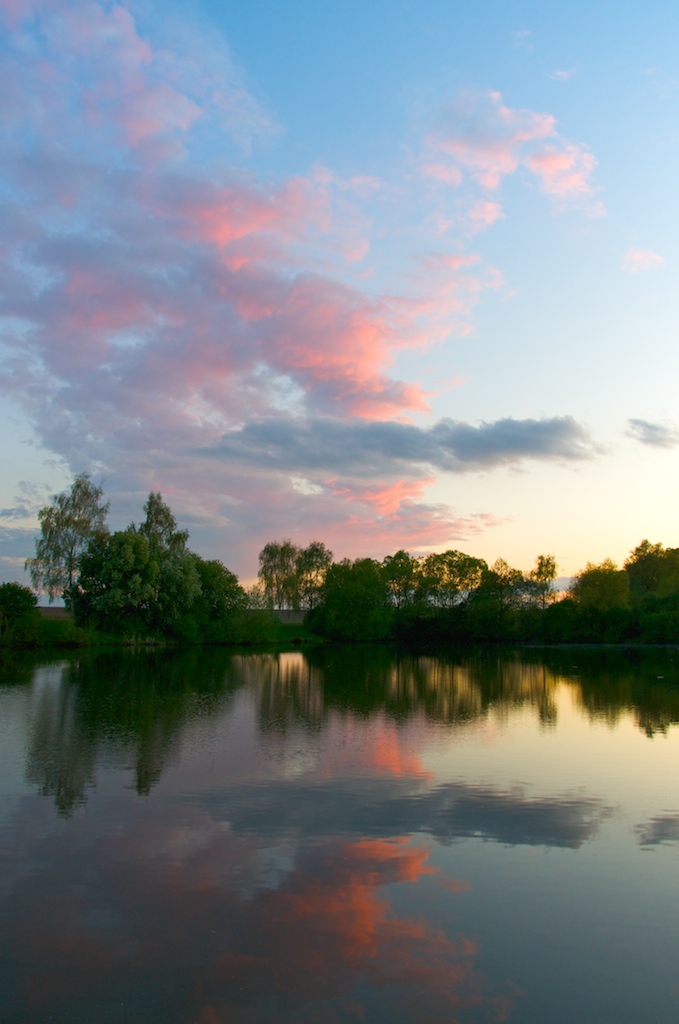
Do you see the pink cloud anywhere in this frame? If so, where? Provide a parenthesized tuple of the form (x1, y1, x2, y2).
(427, 90, 600, 208)
(525, 143, 597, 199)
(467, 199, 504, 228)
(0, 2, 541, 575)
(421, 162, 464, 186)
(430, 91, 554, 190)
(623, 248, 666, 273)
(168, 176, 327, 251)
(333, 478, 436, 516)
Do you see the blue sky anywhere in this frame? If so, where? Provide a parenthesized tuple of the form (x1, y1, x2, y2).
(1, 0, 678, 586)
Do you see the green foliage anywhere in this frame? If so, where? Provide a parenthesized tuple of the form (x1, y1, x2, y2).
(527, 554, 558, 608)
(465, 559, 526, 639)
(624, 540, 679, 600)
(77, 529, 161, 636)
(150, 548, 202, 639)
(257, 539, 334, 611)
(420, 550, 487, 607)
(296, 541, 333, 610)
(638, 602, 679, 643)
(26, 473, 110, 606)
(312, 558, 393, 641)
(258, 539, 301, 609)
(136, 491, 189, 554)
(0, 581, 38, 623)
(24, 482, 679, 648)
(74, 491, 200, 640)
(77, 497, 223, 641)
(191, 557, 248, 642)
(0, 582, 39, 641)
(570, 558, 630, 611)
(381, 549, 421, 609)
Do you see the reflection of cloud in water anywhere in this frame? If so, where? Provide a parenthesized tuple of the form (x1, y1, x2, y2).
(635, 813, 679, 847)
(0, 800, 514, 1024)
(202, 777, 612, 849)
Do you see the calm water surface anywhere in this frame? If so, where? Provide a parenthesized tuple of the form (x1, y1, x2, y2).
(1, 645, 679, 1023)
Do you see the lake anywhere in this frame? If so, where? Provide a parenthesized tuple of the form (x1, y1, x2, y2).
(1, 644, 679, 1023)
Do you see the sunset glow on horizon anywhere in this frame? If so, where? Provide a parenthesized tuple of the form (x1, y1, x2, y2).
(1, 0, 678, 584)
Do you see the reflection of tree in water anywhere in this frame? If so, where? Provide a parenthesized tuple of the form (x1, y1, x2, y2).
(234, 652, 325, 735)
(534, 647, 679, 737)
(24, 648, 250, 813)
(386, 652, 559, 727)
(25, 672, 98, 815)
(0, 649, 59, 689)
(19, 645, 679, 815)
(303, 646, 561, 729)
(229, 645, 679, 739)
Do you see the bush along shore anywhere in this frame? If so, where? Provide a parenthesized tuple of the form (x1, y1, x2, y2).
(4, 473, 679, 648)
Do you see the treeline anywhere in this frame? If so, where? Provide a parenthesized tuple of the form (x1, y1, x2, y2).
(259, 540, 679, 645)
(5, 473, 679, 646)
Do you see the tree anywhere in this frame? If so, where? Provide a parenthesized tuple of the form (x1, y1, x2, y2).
(466, 558, 526, 640)
(78, 492, 206, 638)
(381, 550, 421, 609)
(481, 558, 526, 611)
(295, 541, 333, 610)
(78, 530, 160, 635)
(258, 540, 300, 609)
(136, 492, 189, 554)
(26, 473, 110, 606)
(570, 559, 630, 611)
(191, 557, 247, 641)
(78, 527, 203, 638)
(527, 554, 558, 609)
(624, 540, 679, 599)
(420, 550, 487, 607)
(313, 558, 392, 641)
(0, 582, 38, 637)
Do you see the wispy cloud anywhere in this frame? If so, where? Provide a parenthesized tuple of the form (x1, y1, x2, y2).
(627, 418, 679, 448)
(424, 89, 602, 211)
(0, 480, 51, 522)
(623, 248, 666, 273)
(511, 28, 534, 53)
(549, 68, 577, 82)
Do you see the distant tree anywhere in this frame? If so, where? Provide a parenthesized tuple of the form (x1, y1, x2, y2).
(527, 554, 558, 609)
(244, 582, 268, 609)
(624, 540, 679, 599)
(0, 582, 38, 637)
(465, 558, 526, 640)
(26, 473, 109, 606)
(481, 558, 526, 611)
(314, 558, 392, 641)
(258, 540, 300, 609)
(570, 559, 630, 611)
(420, 550, 487, 607)
(381, 550, 421, 609)
(295, 541, 333, 610)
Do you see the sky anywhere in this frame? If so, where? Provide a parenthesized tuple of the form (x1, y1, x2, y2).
(1, 0, 678, 587)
